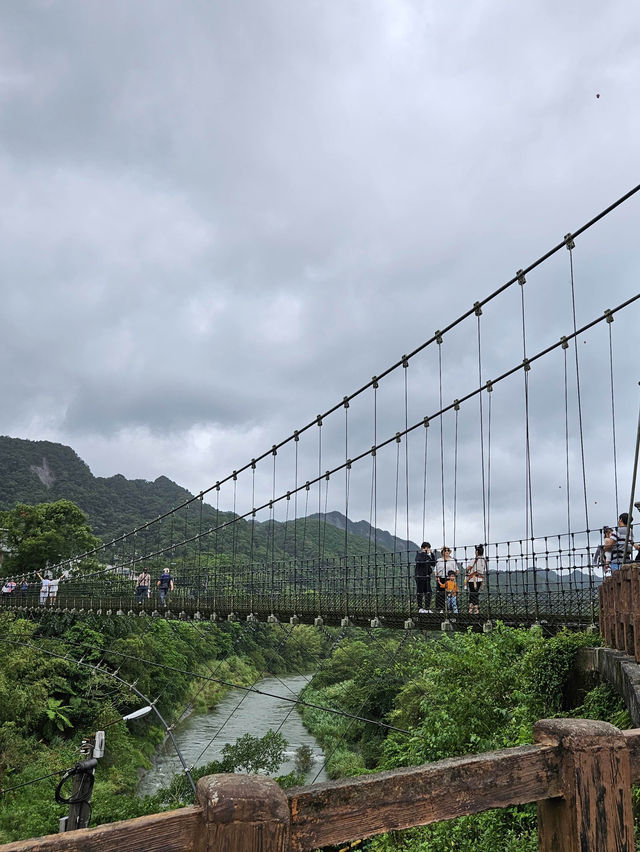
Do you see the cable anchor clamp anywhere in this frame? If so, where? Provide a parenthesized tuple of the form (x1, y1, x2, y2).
(343, 396, 349, 408)
(293, 430, 299, 442)
(435, 330, 443, 345)
(423, 416, 430, 428)
(560, 335, 569, 350)
(316, 414, 323, 427)
(251, 459, 256, 470)
(522, 358, 531, 372)
(305, 481, 310, 491)
(473, 301, 483, 316)
(271, 445, 277, 456)
(232, 470, 237, 481)
(371, 445, 376, 457)
(402, 355, 409, 368)
(372, 375, 379, 389)
(604, 308, 614, 324)
(395, 432, 402, 443)
(486, 379, 493, 393)
(564, 232, 575, 250)
(325, 470, 330, 481)
(517, 269, 526, 286)
(454, 399, 460, 411)
(346, 459, 352, 470)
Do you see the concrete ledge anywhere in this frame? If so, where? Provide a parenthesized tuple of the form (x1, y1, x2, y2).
(577, 647, 640, 726)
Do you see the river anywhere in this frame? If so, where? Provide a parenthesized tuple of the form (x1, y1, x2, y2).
(138, 673, 328, 795)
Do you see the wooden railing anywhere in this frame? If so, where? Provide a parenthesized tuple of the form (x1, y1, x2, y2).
(2, 717, 640, 851)
(599, 563, 640, 659)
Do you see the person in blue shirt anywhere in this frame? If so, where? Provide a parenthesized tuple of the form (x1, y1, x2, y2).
(156, 570, 174, 606)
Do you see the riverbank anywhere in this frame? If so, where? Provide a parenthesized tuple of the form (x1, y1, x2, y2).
(139, 673, 327, 794)
(0, 613, 331, 842)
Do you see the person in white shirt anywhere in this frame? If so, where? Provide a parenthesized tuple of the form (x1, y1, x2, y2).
(37, 573, 51, 605)
(434, 547, 458, 613)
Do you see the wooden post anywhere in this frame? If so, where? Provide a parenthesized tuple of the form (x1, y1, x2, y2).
(196, 773, 290, 851)
(535, 718, 635, 851)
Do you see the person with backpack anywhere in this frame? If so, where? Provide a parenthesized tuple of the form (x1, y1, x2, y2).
(415, 541, 436, 613)
(156, 569, 174, 606)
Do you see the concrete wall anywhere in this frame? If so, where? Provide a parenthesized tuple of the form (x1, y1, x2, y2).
(577, 646, 640, 727)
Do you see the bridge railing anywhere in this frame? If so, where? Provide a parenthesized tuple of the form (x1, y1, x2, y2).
(1, 531, 603, 626)
(599, 562, 640, 658)
(1, 717, 638, 852)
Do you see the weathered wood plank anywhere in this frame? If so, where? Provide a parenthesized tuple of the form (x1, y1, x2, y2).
(0, 806, 203, 852)
(196, 774, 289, 852)
(536, 718, 635, 852)
(287, 743, 561, 851)
(622, 728, 640, 781)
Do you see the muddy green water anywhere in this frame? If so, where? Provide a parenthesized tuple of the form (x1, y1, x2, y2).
(138, 673, 327, 794)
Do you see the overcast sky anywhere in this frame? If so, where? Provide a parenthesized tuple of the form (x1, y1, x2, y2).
(1, 0, 639, 548)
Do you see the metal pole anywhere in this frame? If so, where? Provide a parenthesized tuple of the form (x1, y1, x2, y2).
(623, 391, 640, 564)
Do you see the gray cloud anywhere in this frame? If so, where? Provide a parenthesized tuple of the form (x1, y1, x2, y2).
(1, 0, 639, 548)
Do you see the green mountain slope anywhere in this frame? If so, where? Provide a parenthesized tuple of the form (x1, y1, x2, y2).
(0, 436, 404, 562)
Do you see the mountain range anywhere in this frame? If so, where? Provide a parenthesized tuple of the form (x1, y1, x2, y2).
(0, 436, 419, 556)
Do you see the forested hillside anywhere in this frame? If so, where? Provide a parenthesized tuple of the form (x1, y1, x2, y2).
(0, 436, 414, 561)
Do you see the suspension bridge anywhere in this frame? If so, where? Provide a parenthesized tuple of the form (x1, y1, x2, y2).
(0, 185, 640, 851)
(1, 184, 639, 632)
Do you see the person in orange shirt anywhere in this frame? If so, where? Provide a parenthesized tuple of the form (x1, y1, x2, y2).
(445, 570, 458, 615)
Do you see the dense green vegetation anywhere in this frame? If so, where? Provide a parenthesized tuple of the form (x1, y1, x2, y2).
(0, 612, 329, 842)
(297, 626, 625, 851)
(0, 602, 629, 849)
(0, 501, 100, 575)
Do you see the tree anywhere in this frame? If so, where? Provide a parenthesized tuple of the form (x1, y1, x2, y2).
(0, 500, 100, 575)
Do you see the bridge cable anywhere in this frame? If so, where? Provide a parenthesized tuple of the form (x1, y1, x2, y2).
(344, 397, 350, 617)
(214, 485, 220, 614)
(476, 306, 488, 549)
(453, 402, 459, 551)
(422, 411, 429, 547)
(45, 293, 640, 580)
(294, 430, 299, 567)
(250, 463, 256, 615)
(49, 182, 640, 579)
(607, 313, 619, 518)
(519, 273, 538, 623)
(369, 378, 379, 617)
(438, 333, 446, 548)
(404, 357, 411, 614)
(321, 471, 331, 609)
(269, 449, 276, 617)
(566, 238, 594, 624)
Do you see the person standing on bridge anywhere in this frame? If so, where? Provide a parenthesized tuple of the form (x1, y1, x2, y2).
(36, 572, 51, 605)
(415, 542, 436, 613)
(435, 547, 458, 613)
(466, 544, 486, 615)
(157, 568, 174, 606)
(135, 566, 152, 603)
(610, 513, 634, 571)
